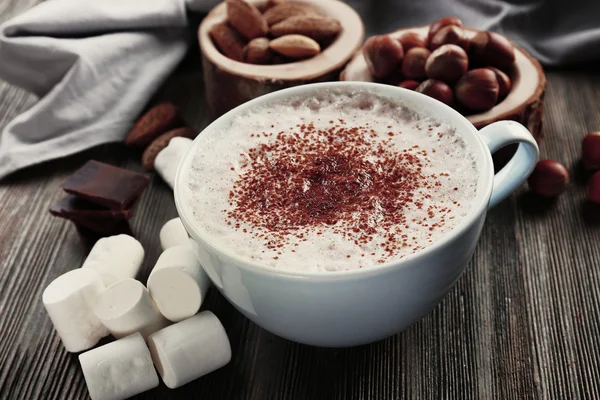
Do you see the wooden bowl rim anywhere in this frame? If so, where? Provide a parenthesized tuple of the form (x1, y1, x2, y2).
(199, 0, 365, 81)
(340, 26, 547, 128)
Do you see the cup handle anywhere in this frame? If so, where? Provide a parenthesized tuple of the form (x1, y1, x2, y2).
(479, 121, 539, 209)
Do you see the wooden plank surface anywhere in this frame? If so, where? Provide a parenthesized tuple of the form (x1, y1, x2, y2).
(1, 1, 599, 399)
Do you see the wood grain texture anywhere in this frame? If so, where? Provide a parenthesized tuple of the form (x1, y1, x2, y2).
(1, 0, 599, 399)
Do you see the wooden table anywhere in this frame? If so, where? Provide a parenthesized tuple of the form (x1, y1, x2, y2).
(1, 2, 599, 399)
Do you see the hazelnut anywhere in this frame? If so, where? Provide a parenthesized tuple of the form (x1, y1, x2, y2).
(363, 35, 404, 78)
(425, 44, 468, 83)
(588, 171, 600, 203)
(398, 80, 420, 90)
(528, 160, 569, 197)
(429, 25, 470, 51)
(455, 68, 499, 112)
(488, 67, 512, 99)
(397, 32, 428, 51)
(427, 16, 463, 43)
(416, 79, 454, 106)
(402, 47, 431, 80)
(469, 31, 515, 71)
(582, 132, 600, 169)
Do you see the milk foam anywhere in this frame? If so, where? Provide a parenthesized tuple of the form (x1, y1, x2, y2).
(182, 90, 479, 272)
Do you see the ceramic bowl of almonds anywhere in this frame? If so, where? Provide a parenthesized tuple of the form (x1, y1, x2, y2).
(199, 0, 364, 117)
(341, 17, 546, 142)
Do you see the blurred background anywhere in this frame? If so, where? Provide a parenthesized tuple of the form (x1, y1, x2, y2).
(346, 0, 600, 67)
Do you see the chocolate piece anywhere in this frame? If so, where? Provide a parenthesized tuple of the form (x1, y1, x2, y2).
(62, 161, 149, 209)
(50, 195, 138, 234)
(50, 195, 135, 220)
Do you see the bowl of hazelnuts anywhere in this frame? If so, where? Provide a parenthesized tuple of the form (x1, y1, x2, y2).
(199, 0, 364, 117)
(341, 17, 547, 143)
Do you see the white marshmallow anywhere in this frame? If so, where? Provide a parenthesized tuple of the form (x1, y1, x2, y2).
(159, 218, 189, 250)
(148, 311, 231, 388)
(155, 137, 193, 189)
(147, 245, 210, 322)
(82, 234, 144, 286)
(93, 278, 169, 340)
(42, 268, 109, 352)
(79, 332, 158, 400)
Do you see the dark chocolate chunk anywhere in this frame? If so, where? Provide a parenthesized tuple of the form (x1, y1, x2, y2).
(50, 197, 129, 234)
(62, 161, 149, 209)
(50, 195, 135, 220)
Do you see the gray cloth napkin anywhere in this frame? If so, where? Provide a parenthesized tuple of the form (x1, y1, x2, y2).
(0, 0, 217, 179)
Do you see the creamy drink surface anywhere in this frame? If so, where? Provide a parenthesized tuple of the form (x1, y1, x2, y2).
(182, 90, 479, 272)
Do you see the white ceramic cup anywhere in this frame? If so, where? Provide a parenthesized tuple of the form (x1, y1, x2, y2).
(175, 82, 539, 347)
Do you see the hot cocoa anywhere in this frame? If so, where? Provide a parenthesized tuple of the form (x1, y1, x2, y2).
(182, 89, 479, 272)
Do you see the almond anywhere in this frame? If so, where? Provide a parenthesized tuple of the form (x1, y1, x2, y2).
(142, 127, 196, 171)
(226, 0, 268, 40)
(263, 3, 323, 26)
(269, 34, 320, 59)
(125, 102, 182, 148)
(271, 16, 342, 41)
(244, 38, 274, 64)
(209, 22, 245, 61)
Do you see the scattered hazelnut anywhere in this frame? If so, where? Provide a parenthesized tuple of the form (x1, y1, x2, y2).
(488, 67, 512, 99)
(582, 132, 600, 170)
(427, 16, 463, 43)
(416, 79, 454, 106)
(397, 32, 428, 51)
(527, 160, 569, 197)
(429, 25, 470, 51)
(469, 31, 515, 71)
(398, 80, 420, 90)
(425, 44, 468, 83)
(402, 47, 431, 80)
(363, 35, 405, 78)
(455, 68, 499, 112)
(587, 171, 600, 203)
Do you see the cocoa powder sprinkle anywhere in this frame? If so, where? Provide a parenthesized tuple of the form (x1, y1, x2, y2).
(224, 119, 455, 262)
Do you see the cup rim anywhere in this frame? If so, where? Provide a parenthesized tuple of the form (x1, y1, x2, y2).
(174, 82, 494, 281)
